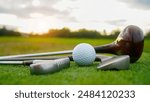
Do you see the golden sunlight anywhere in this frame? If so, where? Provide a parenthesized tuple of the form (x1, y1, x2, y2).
(1, 0, 150, 34)
(19, 18, 50, 34)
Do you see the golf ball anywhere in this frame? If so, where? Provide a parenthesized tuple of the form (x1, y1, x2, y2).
(72, 43, 96, 66)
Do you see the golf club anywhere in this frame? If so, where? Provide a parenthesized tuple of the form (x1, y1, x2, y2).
(0, 55, 129, 70)
(30, 58, 70, 75)
(0, 58, 70, 74)
(0, 25, 144, 63)
(97, 55, 130, 70)
(95, 25, 144, 63)
(0, 54, 112, 64)
(0, 54, 113, 62)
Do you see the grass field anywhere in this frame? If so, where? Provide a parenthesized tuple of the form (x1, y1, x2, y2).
(0, 37, 150, 85)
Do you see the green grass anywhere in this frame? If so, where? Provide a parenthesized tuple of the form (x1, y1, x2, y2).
(0, 37, 149, 85)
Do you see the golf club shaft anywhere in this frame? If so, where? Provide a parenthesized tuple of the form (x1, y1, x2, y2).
(0, 60, 34, 65)
(0, 54, 112, 61)
(0, 61, 23, 64)
(0, 45, 113, 60)
(0, 54, 112, 65)
(0, 56, 71, 61)
(0, 50, 73, 60)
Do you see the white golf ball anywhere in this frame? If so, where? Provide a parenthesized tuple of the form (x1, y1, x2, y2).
(72, 43, 96, 66)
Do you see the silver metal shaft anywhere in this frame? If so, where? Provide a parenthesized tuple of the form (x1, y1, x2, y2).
(0, 54, 113, 62)
(0, 60, 52, 65)
(0, 50, 72, 60)
(0, 61, 23, 64)
(0, 56, 67, 61)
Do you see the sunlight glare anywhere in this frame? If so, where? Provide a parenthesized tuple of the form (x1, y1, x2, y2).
(19, 18, 51, 34)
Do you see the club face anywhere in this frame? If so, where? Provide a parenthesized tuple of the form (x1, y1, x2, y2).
(30, 61, 58, 75)
(55, 58, 70, 69)
(97, 55, 130, 70)
(30, 58, 70, 75)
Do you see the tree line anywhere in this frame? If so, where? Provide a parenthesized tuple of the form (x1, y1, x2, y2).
(0, 27, 20, 36)
(30, 28, 121, 38)
(0, 26, 150, 38)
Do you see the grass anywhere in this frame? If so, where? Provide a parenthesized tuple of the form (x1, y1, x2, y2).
(0, 37, 150, 85)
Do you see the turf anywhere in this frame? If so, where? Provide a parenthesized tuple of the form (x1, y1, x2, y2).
(0, 37, 149, 85)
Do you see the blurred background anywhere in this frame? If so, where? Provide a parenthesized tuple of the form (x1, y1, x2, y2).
(0, 0, 150, 37)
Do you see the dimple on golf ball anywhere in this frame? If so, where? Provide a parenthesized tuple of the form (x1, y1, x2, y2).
(72, 43, 96, 66)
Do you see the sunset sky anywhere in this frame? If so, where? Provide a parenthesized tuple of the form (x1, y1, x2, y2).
(0, 0, 150, 34)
